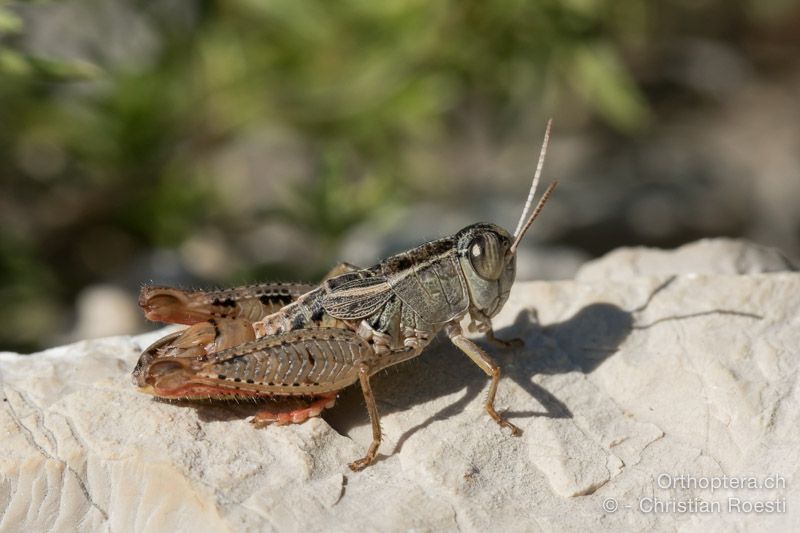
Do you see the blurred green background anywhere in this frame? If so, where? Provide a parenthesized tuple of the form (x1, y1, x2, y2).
(2, 0, 799, 352)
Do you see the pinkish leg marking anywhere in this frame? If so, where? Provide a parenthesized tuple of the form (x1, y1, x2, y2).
(251, 392, 338, 427)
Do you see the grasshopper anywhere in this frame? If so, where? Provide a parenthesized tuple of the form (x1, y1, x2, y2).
(133, 121, 557, 471)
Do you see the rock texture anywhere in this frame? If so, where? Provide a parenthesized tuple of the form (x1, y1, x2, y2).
(2, 240, 799, 532)
(576, 237, 795, 280)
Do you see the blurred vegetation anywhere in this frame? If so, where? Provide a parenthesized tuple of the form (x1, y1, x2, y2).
(0, 0, 797, 351)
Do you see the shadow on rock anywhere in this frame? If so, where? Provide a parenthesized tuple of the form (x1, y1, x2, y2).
(144, 275, 761, 462)
(324, 300, 635, 454)
(150, 299, 635, 438)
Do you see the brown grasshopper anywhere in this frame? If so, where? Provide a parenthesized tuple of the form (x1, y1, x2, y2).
(133, 120, 557, 471)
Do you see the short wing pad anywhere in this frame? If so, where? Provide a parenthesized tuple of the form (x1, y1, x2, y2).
(321, 276, 394, 320)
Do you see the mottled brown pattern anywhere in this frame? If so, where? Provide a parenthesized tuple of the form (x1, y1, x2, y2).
(378, 236, 456, 276)
(204, 328, 375, 394)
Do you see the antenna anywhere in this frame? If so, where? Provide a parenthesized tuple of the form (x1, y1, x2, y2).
(509, 181, 557, 255)
(513, 118, 552, 238)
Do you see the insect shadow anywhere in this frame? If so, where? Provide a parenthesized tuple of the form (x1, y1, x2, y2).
(324, 299, 635, 453)
(326, 275, 762, 453)
(187, 276, 761, 453)
(184, 295, 636, 438)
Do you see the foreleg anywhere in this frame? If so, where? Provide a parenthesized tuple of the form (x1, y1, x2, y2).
(445, 322, 521, 436)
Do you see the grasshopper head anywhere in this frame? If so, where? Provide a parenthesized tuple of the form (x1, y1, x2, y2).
(458, 120, 557, 319)
(457, 223, 517, 318)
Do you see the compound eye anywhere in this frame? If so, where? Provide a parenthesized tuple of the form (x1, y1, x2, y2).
(469, 233, 506, 280)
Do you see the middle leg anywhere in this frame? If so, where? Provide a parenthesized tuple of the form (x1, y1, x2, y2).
(349, 364, 382, 471)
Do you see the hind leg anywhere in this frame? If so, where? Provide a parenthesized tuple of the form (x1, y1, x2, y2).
(250, 392, 338, 427)
(139, 282, 316, 325)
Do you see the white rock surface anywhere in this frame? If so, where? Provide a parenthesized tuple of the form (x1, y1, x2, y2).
(2, 243, 799, 532)
(576, 237, 795, 281)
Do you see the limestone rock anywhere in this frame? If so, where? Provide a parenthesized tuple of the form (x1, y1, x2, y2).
(1, 244, 799, 531)
(576, 237, 795, 280)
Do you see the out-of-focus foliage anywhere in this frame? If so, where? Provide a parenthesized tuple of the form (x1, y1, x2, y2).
(1, 0, 797, 351)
